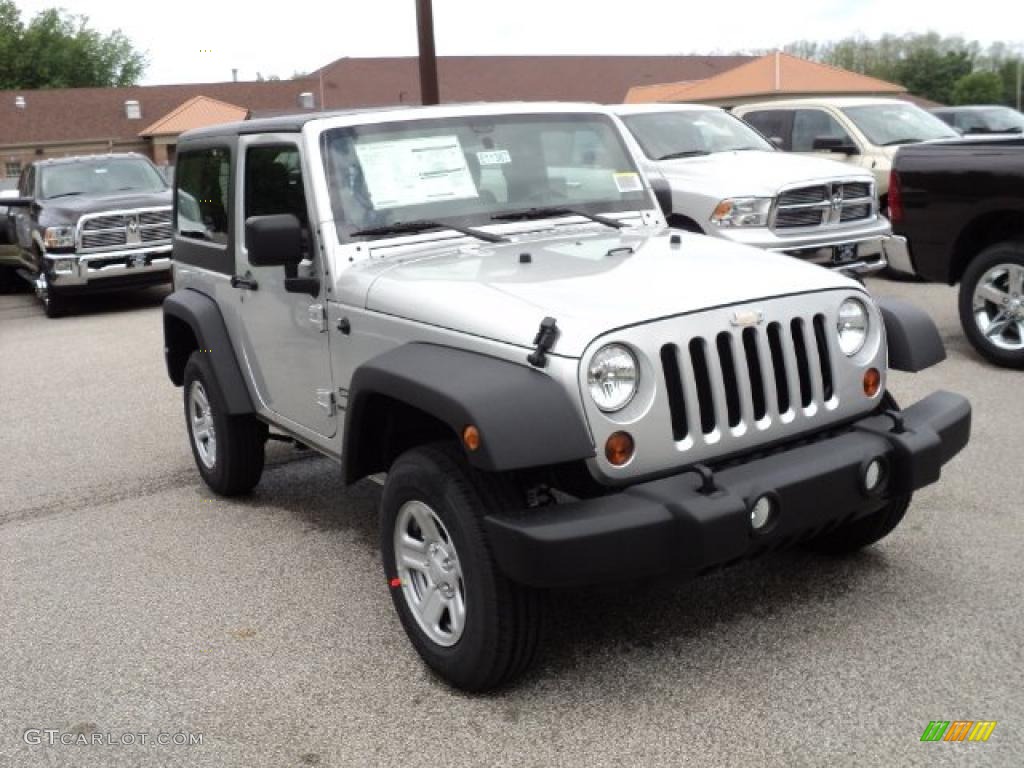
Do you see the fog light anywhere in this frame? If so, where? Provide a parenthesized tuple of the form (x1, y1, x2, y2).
(864, 458, 885, 493)
(750, 495, 775, 531)
(863, 368, 881, 398)
(52, 258, 77, 275)
(604, 431, 635, 467)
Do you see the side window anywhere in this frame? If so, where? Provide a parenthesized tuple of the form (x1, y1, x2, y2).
(792, 109, 854, 152)
(743, 110, 791, 149)
(176, 148, 230, 245)
(244, 144, 309, 230)
(18, 166, 33, 198)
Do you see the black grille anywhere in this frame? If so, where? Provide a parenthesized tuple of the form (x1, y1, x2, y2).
(778, 186, 827, 206)
(141, 224, 172, 242)
(842, 182, 871, 199)
(840, 203, 872, 222)
(775, 209, 824, 228)
(139, 210, 172, 226)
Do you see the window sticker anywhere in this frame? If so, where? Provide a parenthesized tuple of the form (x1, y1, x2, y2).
(354, 135, 479, 210)
(613, 172, 643, 193)
(476, 149, 512, 166)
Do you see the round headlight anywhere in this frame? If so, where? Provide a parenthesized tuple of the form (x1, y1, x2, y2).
(837, 298, 869, 356)
(587, 344, 639, 412)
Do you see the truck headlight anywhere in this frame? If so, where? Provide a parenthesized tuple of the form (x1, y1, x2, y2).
(44, 226, 76, 250)
(837, 298, 869, 356)
(710, 197, 772, 228)
(588, 344, 639, 412)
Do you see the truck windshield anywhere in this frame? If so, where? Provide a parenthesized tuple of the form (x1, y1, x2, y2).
(39, 157, 167, 200)
(621, 110, 773, 159)
(972, 108, 1024, 134)
(320, 112, 650, 241)
(841, 104, 958, 146)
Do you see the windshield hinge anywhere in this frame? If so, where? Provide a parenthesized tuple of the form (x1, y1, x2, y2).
(527, 316, 559, 368)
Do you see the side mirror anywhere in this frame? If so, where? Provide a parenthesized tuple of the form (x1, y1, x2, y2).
(768, 136, 785, 149)
(2, 196, 34, 207)
(648, 177, 673, 216)
(245, 214, 303, 268)
(812, 137, 859, 155)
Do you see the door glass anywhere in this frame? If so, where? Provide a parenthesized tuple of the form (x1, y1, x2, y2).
(176, 149, 230, 244)
(792, 110, 854, 152)
(742, 110, 791, 149)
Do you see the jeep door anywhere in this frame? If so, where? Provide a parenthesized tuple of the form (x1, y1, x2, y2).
(233, 136, 336, 438)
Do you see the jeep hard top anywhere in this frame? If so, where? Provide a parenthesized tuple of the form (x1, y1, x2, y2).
(162, 103, 970, 691)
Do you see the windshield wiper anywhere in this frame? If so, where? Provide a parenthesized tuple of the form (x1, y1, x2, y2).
(491, 207, 625, 229)
(350, 219, 507, 243)
(880, 138, 921, 146)
(45, 192, 83, 200)
(656, 150, 710, 160)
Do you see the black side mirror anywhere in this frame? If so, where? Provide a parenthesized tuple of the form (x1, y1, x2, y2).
(812, 137, 859, 155)
(2, 197, 34, 207)
(246, 214, 303, 268)
(648, 177, 673, 216)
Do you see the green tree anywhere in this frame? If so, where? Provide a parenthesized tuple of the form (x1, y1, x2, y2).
(952, 71, 1005, 105)
(0, 1, 145, 89)
(893, 48, 973, 104)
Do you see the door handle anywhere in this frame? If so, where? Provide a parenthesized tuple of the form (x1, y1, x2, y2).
(230, 275, 259, 291)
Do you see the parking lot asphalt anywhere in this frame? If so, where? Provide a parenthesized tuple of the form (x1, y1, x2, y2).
(1, 278, 1022, 768)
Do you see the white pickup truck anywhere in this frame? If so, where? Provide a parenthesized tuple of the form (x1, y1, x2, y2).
(612, 104, 907, 275)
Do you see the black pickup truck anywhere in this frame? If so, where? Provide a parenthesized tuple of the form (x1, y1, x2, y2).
(890, 137, 1024, 367)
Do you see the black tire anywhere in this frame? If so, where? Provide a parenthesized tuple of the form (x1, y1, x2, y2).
(0, 265, 22, 294)
(41, 278, 66, 318)
(958, 241, 1024, 369)
(380, 443, 543, 692)
(182, 351, 266, 496)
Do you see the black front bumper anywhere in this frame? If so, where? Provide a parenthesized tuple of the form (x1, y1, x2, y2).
(484, 391, 971, 588)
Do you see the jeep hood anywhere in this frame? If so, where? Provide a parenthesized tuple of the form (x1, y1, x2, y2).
(354, 228, 856, 357)
(656, 150, 868, 198)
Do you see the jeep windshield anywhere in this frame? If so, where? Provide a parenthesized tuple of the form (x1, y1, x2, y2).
(321, 112, 651, 242)
(840, 104, 958, 146)
(39, 158, 167, 200)
(621, 110, 773, 160)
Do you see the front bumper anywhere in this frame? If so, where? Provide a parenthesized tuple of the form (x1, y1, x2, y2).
(45, 245, 172, 292)
(719, 218, 896, 275)
(484, 390, 970, 588)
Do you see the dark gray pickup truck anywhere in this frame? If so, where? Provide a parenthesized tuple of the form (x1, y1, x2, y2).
(890, 137, 1024, 367)
(4, 153, 173, 317)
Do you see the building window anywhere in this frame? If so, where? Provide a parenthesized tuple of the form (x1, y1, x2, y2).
(5, 161, 21, 178)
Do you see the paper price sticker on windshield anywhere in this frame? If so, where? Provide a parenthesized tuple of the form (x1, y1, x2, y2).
(613, 172, 643, 193)
(355, 135, 479, 210)
(477, 149, 511, 166)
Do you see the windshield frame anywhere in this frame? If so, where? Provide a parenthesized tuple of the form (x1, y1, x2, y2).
(840, 103, 959, 146)
(38, 156, 168, 200)
(621, 108, 774, 160)
(316, 110, 655, 244)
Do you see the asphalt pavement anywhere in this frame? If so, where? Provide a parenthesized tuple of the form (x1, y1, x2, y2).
(1, 278, 1021, 767)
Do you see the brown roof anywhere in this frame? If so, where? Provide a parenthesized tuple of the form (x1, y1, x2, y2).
(313, 55, 754, 108)
(140, 95, 249, 136)
(0, 79, 318, 146)
(626, 52, 906, 103)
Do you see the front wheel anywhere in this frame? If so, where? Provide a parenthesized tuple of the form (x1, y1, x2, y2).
(958, 242, 1024, 368)
(37, 271, 66, 318)
(380, 443, 543, 692)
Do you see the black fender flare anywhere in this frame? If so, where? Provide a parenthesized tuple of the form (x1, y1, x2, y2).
(343, 343, 595, 481)
(162, 288, 254, 414)
(876, 297, 946, 373)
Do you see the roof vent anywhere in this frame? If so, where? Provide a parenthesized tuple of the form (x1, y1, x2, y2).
(298, 92, 315, 110)
(124, 100, 141, 119)
(15, 95, 26, 109)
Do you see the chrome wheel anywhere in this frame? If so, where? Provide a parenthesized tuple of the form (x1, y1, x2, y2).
(393, 500, 466, 647)
(188, 380, 217, 470)
(972, 263, 1024, 351)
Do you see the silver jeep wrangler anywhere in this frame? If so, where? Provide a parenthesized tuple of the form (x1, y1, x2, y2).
(162, 104, 970, 691)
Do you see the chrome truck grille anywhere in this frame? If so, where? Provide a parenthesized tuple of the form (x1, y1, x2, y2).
(578, 291, 886, 483)
(78, 208, 172, 252)
(773, 181, 874, 229)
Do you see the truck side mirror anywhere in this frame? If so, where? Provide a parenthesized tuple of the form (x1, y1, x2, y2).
(246, 214, 303, 268)
(812, 137, 859, 156)
(648, 177, 673, 216)
(2, 197, 34, 207)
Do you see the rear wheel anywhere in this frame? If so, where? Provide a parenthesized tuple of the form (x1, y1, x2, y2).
(183, 351, 266, 496)
(958, 242, 1024, 368)
(380, 443, 543, 692)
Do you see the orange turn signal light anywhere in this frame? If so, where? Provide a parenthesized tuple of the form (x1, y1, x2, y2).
(462, 425, 481, 452)
(605, 431, 635, 467)
(863, 368, 881, 398)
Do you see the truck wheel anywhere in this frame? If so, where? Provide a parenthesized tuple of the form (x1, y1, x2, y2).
(958, 242, 1024, 369)
(805, 493, 912, 555)
(381, 443, 543, 692)
(39, 273, 66, 318)
(182, 351, 266, 496)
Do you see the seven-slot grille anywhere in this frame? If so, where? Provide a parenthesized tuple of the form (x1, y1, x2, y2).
(659, 314, 835, 445)
(774, 181, 874, 230)
(78, 208, 172, 251)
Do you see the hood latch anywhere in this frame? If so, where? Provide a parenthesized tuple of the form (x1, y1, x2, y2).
(527, 317, 559, 368)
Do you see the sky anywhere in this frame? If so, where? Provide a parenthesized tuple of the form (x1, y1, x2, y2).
(12, 0, 1024, 85)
